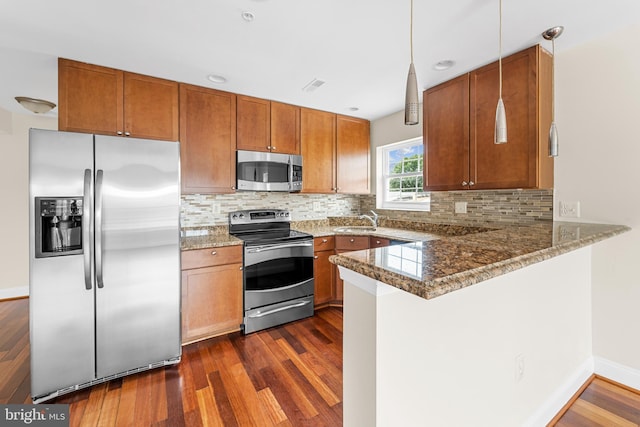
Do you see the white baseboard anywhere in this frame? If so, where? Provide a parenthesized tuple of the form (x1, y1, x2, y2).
(594, 356, 640, 391)
(0, 286, 29, 300)
(523, 357, 594, 427)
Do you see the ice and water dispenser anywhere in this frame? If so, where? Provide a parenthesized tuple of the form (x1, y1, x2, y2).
(35, 197, 83, 258)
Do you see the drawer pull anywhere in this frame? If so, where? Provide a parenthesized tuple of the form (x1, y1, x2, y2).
(314, 255, 319, 259)
(211, 251, 217, 256)
(322, 239, 328, 243)
(376, 240, 381, 244)
(349, 239, 355, 243)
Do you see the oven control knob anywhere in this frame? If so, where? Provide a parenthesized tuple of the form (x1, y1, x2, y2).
(284, 212, 289, 217)
(232, 214, 237, 219)
(239, 214, 245, 219)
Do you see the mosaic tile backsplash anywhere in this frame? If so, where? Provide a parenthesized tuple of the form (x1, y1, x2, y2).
(181, 189, 553, 228)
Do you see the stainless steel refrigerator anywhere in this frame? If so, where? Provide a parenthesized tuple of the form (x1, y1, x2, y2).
(29, 129, 181, 403)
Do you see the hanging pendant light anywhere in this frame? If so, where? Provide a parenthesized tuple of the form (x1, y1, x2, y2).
(404, 0, 419, 125)
(542, 26, 564, 157)
(494, 0, 507, 144)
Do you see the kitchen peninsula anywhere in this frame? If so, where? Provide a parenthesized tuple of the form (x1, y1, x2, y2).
(329, 221, 630, 427)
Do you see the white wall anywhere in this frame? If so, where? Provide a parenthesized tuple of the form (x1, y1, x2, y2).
(342, 247, 594, 427)
(554, 24, 640, 371)
(0, 110, 57, 297)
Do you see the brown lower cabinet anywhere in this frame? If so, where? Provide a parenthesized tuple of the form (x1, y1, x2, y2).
(181, 245, 243, 344)
(334, 235, 371, 303)
(314, 236, 336, 307)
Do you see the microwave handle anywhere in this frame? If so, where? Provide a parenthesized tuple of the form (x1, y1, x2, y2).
(288, 155, 293, 191)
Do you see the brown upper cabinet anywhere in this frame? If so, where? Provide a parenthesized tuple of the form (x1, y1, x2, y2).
(423, 45, 553, 191)
(179, 84, 237, 194)
(236, 96, 300, 154)
(58, 58, 179, 141)
(336, 115, 371, 194)
(301, 108, 370, 194)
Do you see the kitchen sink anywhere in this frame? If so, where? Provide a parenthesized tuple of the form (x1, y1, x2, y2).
(333, 226, 377, 233)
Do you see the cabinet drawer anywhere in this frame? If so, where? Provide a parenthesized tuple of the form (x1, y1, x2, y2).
(314, 236, 335, 251)
(335, 235, 369, 251)
(181, 245, 242, 270)
(369, 237, 390, 248)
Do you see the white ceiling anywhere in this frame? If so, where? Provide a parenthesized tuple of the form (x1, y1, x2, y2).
(1, 0, 639, 121)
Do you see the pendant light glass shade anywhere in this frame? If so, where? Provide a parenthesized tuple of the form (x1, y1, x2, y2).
(404, 0, 419, 125)
(495, 98, 507, 144)
(494, 0, 507, 144)
(405, 62, 419, 125)
(548, 121, 559, 157)
(543, 26, 563, 157)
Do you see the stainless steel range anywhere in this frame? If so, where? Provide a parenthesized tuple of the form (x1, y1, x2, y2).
(229, 209, 314, 334)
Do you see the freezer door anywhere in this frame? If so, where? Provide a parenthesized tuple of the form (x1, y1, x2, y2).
(94, 135, 181, 378)
(29, 129, 96, 398)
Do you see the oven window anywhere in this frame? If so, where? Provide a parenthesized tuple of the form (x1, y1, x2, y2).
(245, 256, 313, 291)
(238, 161, 289, 184)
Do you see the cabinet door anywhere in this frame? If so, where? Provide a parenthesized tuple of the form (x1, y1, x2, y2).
(236, 95, 270, 152)
(336, 115, 370, 194)
(124, 72, 179, 141)
(181, 263, 243, 344)
(271, 101, 300, 154)
(180, 84, 236, 194)
(423, 74, 470, 191)
(314, 250, 335, 307)
(301, 108, 336, 193)
(470, 46, 538, 189)
(58, 58, 123, 135)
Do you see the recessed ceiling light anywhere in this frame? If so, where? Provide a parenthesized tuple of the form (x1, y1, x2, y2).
(207, 74, 227, 84)
(241, 11, 255, 22)
(433, 60, 455, 71)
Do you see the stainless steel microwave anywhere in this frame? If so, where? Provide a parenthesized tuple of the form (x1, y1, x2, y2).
(236, 150, 303, 192)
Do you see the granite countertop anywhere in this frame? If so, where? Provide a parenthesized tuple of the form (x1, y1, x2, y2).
(329, 221, 630, 301)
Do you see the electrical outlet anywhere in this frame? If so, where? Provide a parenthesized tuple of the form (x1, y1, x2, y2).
(313, 201, 322, 211)
(515, 354, 525, 382)
(212, 203, 221, 214)
(559, 201, 580, 218)
(454, 202, 467, 214)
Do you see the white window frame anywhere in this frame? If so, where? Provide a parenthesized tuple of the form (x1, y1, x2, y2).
(376, 137, 430, 211)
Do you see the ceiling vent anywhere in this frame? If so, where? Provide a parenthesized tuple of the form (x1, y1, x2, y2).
(302, 78, 326, 92)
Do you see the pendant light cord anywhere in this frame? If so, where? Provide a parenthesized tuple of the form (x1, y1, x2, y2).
(410, 0, 414, 63)
(551, 38, 555, 120)
(498, 0, 503, 98)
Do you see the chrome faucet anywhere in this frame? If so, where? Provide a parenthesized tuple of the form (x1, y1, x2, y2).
(359, 210, 379, 228)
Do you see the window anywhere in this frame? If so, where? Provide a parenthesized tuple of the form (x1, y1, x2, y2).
(376, 137, 430, 211)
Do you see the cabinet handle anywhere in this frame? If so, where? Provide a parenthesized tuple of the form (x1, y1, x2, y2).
(469, 181, 475, 186)
(232, 186, 236, 190)
(211, 251, 217, 256)
(462, 181, 468, 186)
(267, 146, 271, 150)
(116, 131, 123, 135)
(349, 239, 355, 243)
(271, 147, 276, 151)
(376, 240, 381, 244)
(239, 266, 243, 271)
(124, 132, 131, 136)
(314, 255, 319, 259)
(322, 239, 328, 243)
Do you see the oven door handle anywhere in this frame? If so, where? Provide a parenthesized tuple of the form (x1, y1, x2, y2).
(247, 300, 311, 319)
(247, 241, 313, 253)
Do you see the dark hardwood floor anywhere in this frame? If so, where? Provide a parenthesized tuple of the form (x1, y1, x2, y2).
(551, 376, 640, 426)
(3, 297, 640, 426)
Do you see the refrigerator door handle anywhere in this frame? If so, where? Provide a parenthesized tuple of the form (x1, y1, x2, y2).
(95, 169, 104, 288)
(82, 169, 93, 290)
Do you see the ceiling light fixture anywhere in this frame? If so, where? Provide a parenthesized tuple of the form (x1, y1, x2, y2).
(433, 60, 455, 71)
(404, 0, 419, 125)
(542, 25, 564, 157)
(207, 74, 227, 84)
(241, 11, 255, 22)
(494, 0, 507, 144)
(15, 96, 56, 114)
